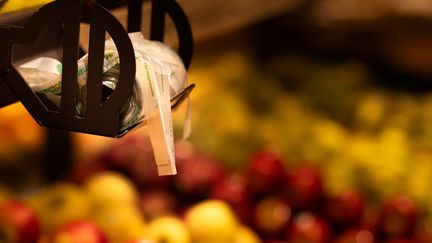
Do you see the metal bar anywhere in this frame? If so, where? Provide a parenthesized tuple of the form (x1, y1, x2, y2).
(60, 0, 81, 116)
(42, 128, 73, 183)
(127, 0, 143, 32)
(166, 0, 193, 69)
(86, 5, 106, 113)
(150, 0, 166, 41)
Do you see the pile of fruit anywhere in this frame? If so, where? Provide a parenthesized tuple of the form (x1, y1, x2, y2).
(73, 136, 432, 243)
(183, 50, 432, 210)
(0, 136, 268, 243)
(3, 134, 432, 242)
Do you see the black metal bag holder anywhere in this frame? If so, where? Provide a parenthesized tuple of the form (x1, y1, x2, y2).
(0, 0, 194, 181)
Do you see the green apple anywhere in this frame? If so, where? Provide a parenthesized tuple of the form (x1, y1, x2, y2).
(84, 171, 138, 209)
(185, 199, 239, 243)
(146, 216, 190, 243)
(27, 182, 90, 233)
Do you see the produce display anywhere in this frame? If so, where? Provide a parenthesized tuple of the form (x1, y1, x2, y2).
(2, 135, 432, 242)
(0, 153, 261, 243)
(1, 37, 432, 242)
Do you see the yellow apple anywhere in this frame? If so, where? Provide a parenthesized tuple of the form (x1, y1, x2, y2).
(27, 182, 90, 233)
(145, 216, 190, 243)
(91, 205, 146, 243)
(185, 199, 239, 243)
(234, 225, 262, 243)
(49, 220, 107, 243)
(83, 171, 138, 209)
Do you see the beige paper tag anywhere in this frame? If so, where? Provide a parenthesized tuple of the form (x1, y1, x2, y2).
(138, 57, 176, 176)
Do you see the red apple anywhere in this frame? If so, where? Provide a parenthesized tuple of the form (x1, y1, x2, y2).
(287, 212, 331, 243)
(335, 228, 375, 243)
(174, 140, 196, 163)
(360, 204, 381, 234)
(139, 189, 178, 220)
(244, 149, 286, 196)
(324, 190, 365, 226)
(385, 238, 420, 243)
(0, 200, 40, 243)
(286, 165, 324, 210)
(378, 196, 419, 238)
(253, 196, 292, 238)
(49, 220, 107, 243)
(102, 135, 172, 188)
(128, 156, 173, 188)
(175, 152, 225, 200)
(101, 135, 150, 170)
(210, 173, 251, 223)
(69, 157, 108, 184)
(415, 220, 432, 243)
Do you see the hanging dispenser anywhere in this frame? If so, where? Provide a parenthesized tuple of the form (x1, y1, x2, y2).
(0, 0, 194, 137)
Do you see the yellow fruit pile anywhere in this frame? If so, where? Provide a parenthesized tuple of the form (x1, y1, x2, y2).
(26, 172, 145, 242)
(16, 171, 262, 243)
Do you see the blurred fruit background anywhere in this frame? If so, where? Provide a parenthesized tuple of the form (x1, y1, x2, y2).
(3, 0, 432, 242)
